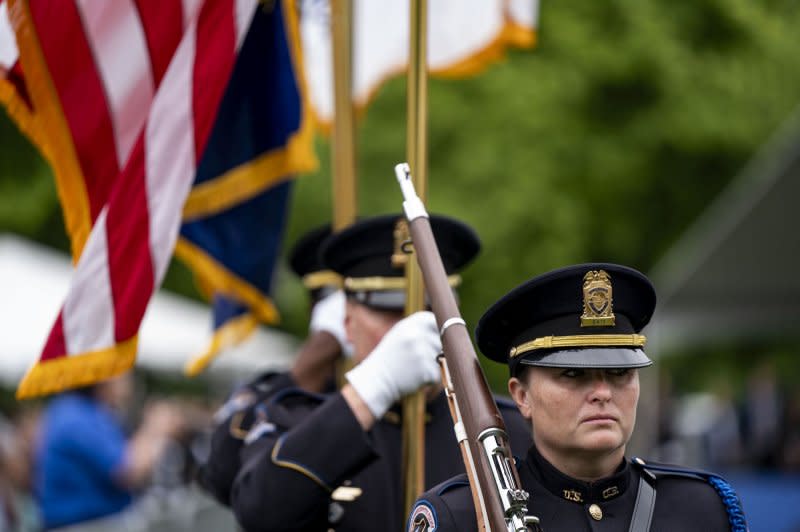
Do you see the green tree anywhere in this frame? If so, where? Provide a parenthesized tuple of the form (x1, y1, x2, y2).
(2, 0, 799, 390)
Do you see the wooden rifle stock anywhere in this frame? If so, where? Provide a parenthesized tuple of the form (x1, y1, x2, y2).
(395, 164, 541, 532)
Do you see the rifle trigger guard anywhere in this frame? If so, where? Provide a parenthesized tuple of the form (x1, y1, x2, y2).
(440, 317, 466, 337)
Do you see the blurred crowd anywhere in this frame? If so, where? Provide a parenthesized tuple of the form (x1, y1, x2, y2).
(654, 360, 800, 472)
(0, 372, 220, 532)
(0, 407, 39, 531)
(1, 360, 798, 531)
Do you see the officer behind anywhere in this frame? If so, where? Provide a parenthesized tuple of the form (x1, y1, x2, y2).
(408, 263, 748, 532)
(229, 214, 532, 532)
(198, 224, 350, 506)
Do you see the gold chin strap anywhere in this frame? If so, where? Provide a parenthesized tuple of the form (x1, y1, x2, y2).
(510, 334, 647, 358)
(302, 270, 343, 290)
(344, 274, 462, 291)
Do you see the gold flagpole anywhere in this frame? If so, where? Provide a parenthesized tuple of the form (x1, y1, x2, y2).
(402, 0, 428, 517)
(331, 0, 357, 388)
(331, 0, 356, 230)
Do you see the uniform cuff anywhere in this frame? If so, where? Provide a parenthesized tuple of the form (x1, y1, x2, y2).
(273, 392, 378, 489)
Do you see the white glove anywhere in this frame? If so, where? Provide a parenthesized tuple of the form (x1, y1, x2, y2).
(309, 290, 353, 357)
(345, 311, 442, 419)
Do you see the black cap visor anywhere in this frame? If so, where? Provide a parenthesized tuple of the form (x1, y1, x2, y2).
(517, 347, 653, 370)
(346, 287, 460, 311)
(347, 289, 407, 311)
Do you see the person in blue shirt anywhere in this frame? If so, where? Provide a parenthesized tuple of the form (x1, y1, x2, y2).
(35, 372, 183, 529)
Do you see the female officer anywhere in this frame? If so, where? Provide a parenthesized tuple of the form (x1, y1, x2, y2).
(408, 263, 747, 532)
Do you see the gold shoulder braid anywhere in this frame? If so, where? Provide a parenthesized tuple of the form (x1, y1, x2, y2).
(344, 274, 462, 292)
(510, 334, 647, 358)
(302, 270, 342, 290)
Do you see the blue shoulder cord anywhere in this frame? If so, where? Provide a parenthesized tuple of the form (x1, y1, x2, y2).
(707, 475, 748, 532)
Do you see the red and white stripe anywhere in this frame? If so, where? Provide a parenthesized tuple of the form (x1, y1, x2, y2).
(0, 0, 18, 71)
(75, 0, 154, 168)
(39, 0, 257, 361)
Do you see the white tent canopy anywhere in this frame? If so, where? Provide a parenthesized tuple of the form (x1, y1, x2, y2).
(0, 234, 297, 389)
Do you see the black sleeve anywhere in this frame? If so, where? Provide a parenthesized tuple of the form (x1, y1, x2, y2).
(196, 371, 296, 505)
(407, 478, 477, 532)
(654, 476, 737, 531)
(636, 459, 747, 531)
(230, 392, 380, 532)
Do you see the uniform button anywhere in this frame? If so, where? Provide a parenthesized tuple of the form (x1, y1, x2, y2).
(588, 504, 603, 521)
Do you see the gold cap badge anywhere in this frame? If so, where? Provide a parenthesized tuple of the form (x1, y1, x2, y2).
(581, 270, 616, 327)
(391, 219, 411, 268)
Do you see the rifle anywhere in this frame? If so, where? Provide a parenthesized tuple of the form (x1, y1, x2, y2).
(394, 163, 542, 532)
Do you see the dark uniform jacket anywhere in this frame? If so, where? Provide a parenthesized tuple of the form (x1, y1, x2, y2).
(409, 445, 748, 532)
(228, 387, 532, 532)
(198, 371, 297, 506)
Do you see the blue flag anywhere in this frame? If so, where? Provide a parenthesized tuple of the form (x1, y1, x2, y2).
(175, 0, 316, 375)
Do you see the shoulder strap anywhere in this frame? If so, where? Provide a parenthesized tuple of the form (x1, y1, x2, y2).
(630, 457, 748, 532)
(628, 472, 656, 532)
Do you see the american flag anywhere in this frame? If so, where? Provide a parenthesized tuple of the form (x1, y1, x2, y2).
(1, 0, 259, 398)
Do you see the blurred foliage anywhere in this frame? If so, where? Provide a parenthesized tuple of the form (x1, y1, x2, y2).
(0, 109, 67, 250)
(2, 0, 800, 391)
(659, 340, 800, 411)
